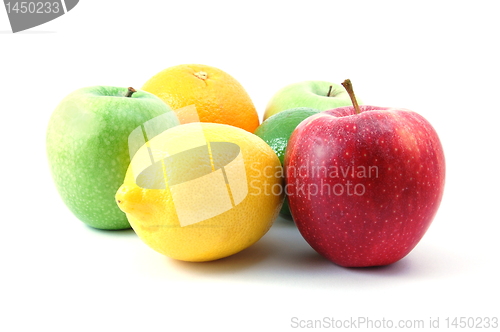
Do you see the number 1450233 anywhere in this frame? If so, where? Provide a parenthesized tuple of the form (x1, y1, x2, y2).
(5, 2, 61, 14)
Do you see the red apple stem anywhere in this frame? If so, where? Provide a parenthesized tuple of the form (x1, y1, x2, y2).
(341, 79, 361, 114)
(125, 87, 137, 97)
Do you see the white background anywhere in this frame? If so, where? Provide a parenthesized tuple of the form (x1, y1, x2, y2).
(1, 1, 499, 331)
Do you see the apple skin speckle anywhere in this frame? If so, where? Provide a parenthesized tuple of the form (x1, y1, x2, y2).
(46, 86, 179, 230)
(285, 105, 445, 267)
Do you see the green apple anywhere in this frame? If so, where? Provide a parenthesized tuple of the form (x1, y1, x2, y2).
(264, 81, 361, 120)
(46, 86, 179, 230)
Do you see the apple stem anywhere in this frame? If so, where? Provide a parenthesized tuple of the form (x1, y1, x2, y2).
(125, 87, 137, 97)
(327, 85, 333, 97)
(341, 79, 361, 114)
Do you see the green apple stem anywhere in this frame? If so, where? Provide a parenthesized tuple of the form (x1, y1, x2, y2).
(327, 85, 333, 97)
(125, 87, 137, 97)
(341, 79, 361, 114)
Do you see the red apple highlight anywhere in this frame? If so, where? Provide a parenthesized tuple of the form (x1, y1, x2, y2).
(285, 80, 445, 267)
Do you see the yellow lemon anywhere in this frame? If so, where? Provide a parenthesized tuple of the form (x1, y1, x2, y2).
(116, 122, 283, 262)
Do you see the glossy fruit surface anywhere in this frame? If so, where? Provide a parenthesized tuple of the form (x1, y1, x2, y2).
(254, 107, 321, 217)
(142, 64, 260, 132)
(285, 105, 445, 267)
(264, 80, 357, 120)
(116, 122, 283, 261)
(47, 86, 179, 230)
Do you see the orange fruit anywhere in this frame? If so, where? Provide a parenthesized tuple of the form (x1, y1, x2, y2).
(142, 64, 260, 133)
(115, 122, 284, 262)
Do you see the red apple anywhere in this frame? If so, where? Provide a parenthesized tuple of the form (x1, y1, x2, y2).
(284, 80, 445, 267)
